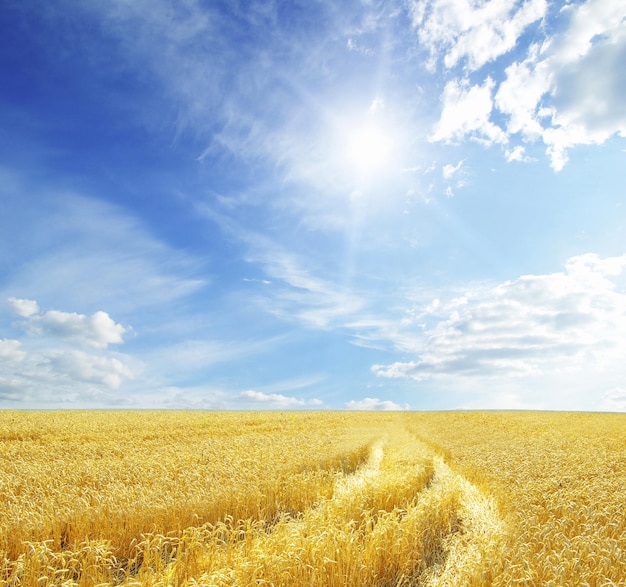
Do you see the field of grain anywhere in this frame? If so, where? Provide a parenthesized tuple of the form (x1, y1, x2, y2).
(0, 410, 624, 586)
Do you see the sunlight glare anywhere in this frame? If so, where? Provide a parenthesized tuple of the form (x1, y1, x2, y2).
(345, 124, 393, 177)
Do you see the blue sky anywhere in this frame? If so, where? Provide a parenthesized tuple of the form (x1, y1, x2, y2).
(1, 0, 625, 410)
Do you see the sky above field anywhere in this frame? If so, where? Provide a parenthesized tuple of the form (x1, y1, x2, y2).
(1, 0, 626, 411)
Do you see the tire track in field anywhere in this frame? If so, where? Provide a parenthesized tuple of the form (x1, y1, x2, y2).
(272, 435, 507, 585)
(332, 439, 385, 499)
(414, 451, 507, 586)
(332, 434, 506, 585)
(284, 434, 505, 584)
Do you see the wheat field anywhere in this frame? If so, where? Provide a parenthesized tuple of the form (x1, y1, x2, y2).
(0, 411, 624, 586)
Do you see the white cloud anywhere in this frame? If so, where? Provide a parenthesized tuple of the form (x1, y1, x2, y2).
(345, 397, 409, 410)
(46, 350, 135, 390)
(9, 299, 127, 349)
(441, 158, 468, 196)
(34, 310, 126, 349)
(138, 335, 291, 391)
(565, 252, 626, 280)
(237, 390, 322, 408)
(546, 28, 626, 167)
(410, 0, 547, 71)
(154, 379, 327, 410)
(424, 0, 626, 169)
(495, 3, 626, 170)
(554, 0, 626, 63)
(442, 159, 463, 178)
(504, 145, 534, 162)
(0, 181, 211, 407)
(494, 44, 552, 140)
(372, 253, 626, 382)
(431, 77, 507, 145)
(0, 339, 26, 362)
(8, 297, 39, 317)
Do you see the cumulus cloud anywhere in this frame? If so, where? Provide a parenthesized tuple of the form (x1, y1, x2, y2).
(372, 253, 626, 381)
(345, 397, 409, 410)
(33, 310, 126, 349)
(546, 27, 626, 166)
(494, 45, 551, 140)
(9, 298, 126, 349)
(237, 390, 323, 408)
(423, 0, 626, 169)
(495, 0, 626, 169)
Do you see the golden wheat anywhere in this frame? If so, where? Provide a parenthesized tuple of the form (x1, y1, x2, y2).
(1, 410, 625, 586)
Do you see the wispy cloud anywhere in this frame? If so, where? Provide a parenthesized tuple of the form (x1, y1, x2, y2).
(136, 334, 292, 395)
(79, 0, 392, 168)
(67, 0, 420, 234)
(196, 207, 367, 331)
(1, 187, 207, 316)
(147, 374, 328, 410)
(254, 268, 366, 330)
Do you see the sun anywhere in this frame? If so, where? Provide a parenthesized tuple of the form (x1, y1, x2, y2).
(346, 124, 393, 176)
(327, 100, 402, 185)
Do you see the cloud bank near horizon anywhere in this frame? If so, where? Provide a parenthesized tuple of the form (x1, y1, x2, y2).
(373, 253, 626, 380)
